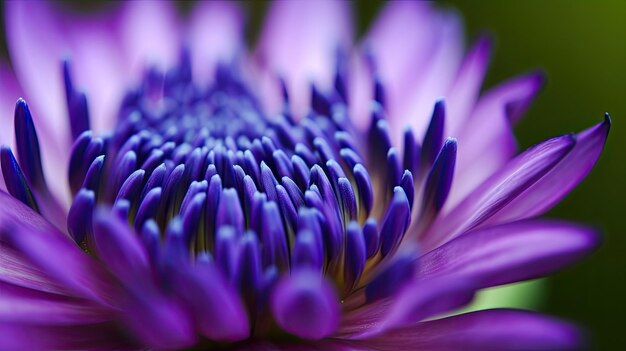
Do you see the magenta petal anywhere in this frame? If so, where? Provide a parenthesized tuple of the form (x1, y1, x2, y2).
(484, 116, 611, 225)
(424, 134, 575, 250)
(271, 270, 340, 340)
(0, 191, 114, 304)
(418, 220, 599, 288)
(256, 0, 353, 118)
(187, 1, 244, 81)
(351, 309, 583, 351)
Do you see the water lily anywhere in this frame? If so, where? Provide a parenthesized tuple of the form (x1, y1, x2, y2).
(0, 1, 609, 350)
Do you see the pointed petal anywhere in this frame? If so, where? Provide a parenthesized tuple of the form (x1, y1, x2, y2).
(484, 117, 610, 225)
(446, 36, 492, 136)
(424, 134, 575, 250)
(350, 309, 583, 351)
(418, 220, 599, 288)
(256, 0, 353, 118)
(0, 191, 115, 305)
(347, 277, 477, 339)
(448, 73, 544, 208)
(0, 64, 21, 152)
(0, 282, 113, 325)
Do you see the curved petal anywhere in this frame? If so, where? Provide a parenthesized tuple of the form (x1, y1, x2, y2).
(364, 2, 464, 143)
(0, 191, 115, 305)
(0, 64, 22, 192)
(187, 1, 244, 82)
(341, 277, 477, 339)
(347, 309, 583, 351)
(271, 270, 340, 340)
(4, 1, 130, 203)
(0, 322, 131, 351)
(5, 1, 73, 198)
(0, 64, 21, 148)
(256, 0, 353, 118)
(483, 116, 610, 226)
(0, 282, 113, 325)
(418, 220, 599, 288)
(446, 36, 492, 136)
(447, 73, 545, 209)
(170, 258, 250, 341)
(423, 134, 575, 250)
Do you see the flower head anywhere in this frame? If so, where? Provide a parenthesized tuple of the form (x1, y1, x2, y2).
(0, 1, 610, 350)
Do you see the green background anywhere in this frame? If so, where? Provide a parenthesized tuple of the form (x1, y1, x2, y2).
(2, 0, 625, 349)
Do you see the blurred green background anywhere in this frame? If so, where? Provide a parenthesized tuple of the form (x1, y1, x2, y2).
(2, 0, 625, 349)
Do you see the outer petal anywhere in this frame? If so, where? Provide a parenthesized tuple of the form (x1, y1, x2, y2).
(0, 191, 115, 305)
(340, 277, 477, 339)
(4, 1, 128, 203)
(0, 282, 113, 325)
(187, 1, 244, 82)
(447, 73, 545, 209)
(256, 0, 353, 118)
(5, 1, 72, 198)
(364, 1, 463, 142)
(347, 309, 583, 351)
(423, 134, 575, 250)
(119, 0, 181, 73)
(418, 220, 599, 288)
(0, 64, 21, 148)
(483, 116, 610, 226)
(0, 64, 22, 191)
(0, 322, 131, 351)
(445, 36, 492, 136)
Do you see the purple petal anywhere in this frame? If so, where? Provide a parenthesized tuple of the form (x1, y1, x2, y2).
(0, 191, 115, 305)
(118, 1, 181, 73)
(271, 270, 340, 339)
(120, 289, 196, 349)
(187, 1, 244, 81)
(448, 73, 544, 208)
(0, 281, 113, 325)
(484, 116, 611, 225)
(350, 309, 583, 351)
(446, 36, 492, 136)
(418, 220, 599, 288)
(348, 277, 477, 339)
(92, 208, 151, 284)
(0, 322, 131, 351)
(0, 64, 21, 155)
(170, 257, 250, 341)
(256, 0, 353, 118)
(424, 134, 575, 250)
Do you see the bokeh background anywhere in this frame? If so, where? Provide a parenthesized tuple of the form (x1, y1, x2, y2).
(1, 0, 625, 349)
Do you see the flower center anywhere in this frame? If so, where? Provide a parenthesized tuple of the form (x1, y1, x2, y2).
(65, 53, 387, 310)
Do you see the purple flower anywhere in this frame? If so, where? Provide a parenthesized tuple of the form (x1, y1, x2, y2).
(0, 1, 610, 350)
